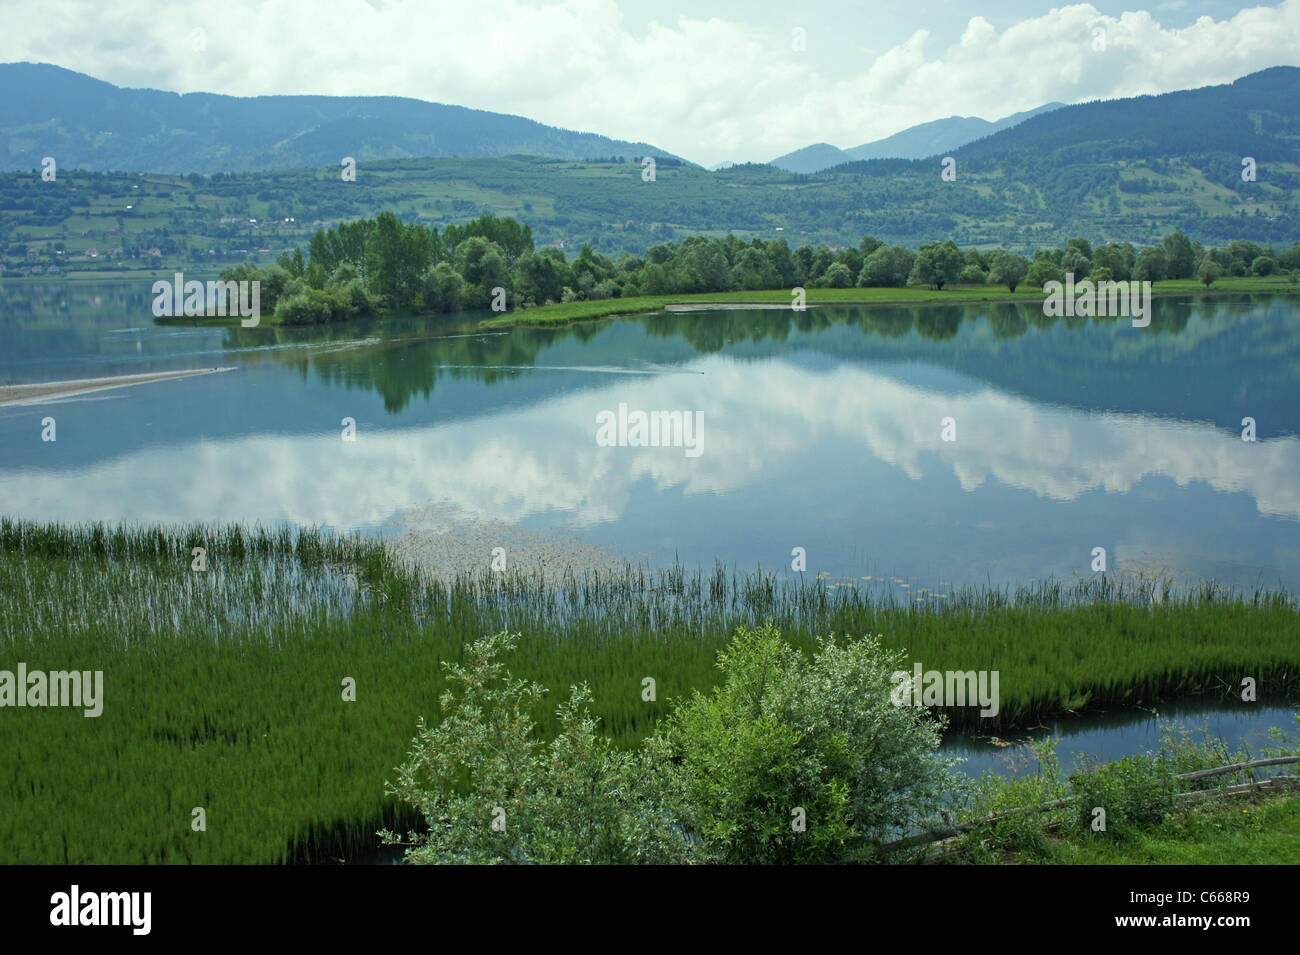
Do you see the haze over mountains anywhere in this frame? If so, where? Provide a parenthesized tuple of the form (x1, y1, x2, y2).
(769, 103, 1066, 173)
(0, 63, 679, 174)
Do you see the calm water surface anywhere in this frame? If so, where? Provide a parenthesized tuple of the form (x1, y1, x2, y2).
(947, 698, 1299, 777)
(11, 282, 1294, 834)
(3, 282, 1298, 595)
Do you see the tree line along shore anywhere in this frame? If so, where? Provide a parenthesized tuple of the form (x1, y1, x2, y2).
(211, 212, 1300, 327)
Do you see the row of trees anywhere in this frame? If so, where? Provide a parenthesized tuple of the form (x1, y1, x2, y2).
(219, 214, 1300, 324)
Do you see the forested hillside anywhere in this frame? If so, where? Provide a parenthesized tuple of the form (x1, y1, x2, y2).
(2, 68, 1296, 273)
(0, 63, 677, 174)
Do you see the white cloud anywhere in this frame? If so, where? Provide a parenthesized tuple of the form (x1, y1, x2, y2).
(1, 1, 1298, 164)
(2, 354, 1296, 533)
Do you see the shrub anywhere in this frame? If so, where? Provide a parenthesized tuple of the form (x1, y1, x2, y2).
(382, 632, 696, 864)
(817, 262, 853, 288)
(658, 623, 954, 863)
(1251, 255, 1278, 277)
(274, 287, 352, 324)
(342, 278, 373, 314)
(590, 278, 620, 300)
(1068, 752, 1180, 839)
(274, 291, 325, 325)
(858, 245, 915, 288)
(420, 262, 464, 313)
(954, 738, 1066, 862)
(385, 625, 956, 864)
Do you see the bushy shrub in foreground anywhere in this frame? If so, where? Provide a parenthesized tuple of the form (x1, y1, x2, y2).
(382, 624, 955, 864)
(381, 631, 694, 864)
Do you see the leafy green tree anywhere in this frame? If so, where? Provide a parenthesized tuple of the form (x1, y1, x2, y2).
(638, 262, 672, 295)
(817, 262, 853, 288)
(988, 251, 1030, 292)
(808, 247, 833, 284)
(277, 247, 305, 278)
(590, 278, 620, 299)
(571, 242, 616, 283)
(1278, 242, 1300, 272)
(303, 261, 327, 290)
(341, 277, 374, 313)
(858, 235, 884, 257)
(1251, 255, 1278, 276)
(645, 243, 674, 265)
(331, 262, 359, 286)
(764, 238, 798, 287)
(1134, 246, 1167, 282)
(834, 246, 864, 281)
(792, 245, 816, 286)
(857, 245, 915, 287)
(453, 236, 510, 307)
(731, 247, 777, 290)
(1024, 257, 1065, 290)
(308, 230, 339, 274)
(1060, 247, 1091, 279)
(908, 240, 963, 290)
(1161, 230, 1195, 279)
(514, 251, 564, 304)
(1227, 240, 1264, 276)
(421, 262, 464, 313)
(365, 212, 434, 307)
(1197, 257, 1221, 288)
(442, 214, 534, 266)
(684, 240, 732, 292)
(1092, 243, 1134, 282)
(307, 219, 373, 277)
(1064, 237, 1093, 261)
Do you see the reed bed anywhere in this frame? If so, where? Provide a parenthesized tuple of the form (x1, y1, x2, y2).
(1, 518, 1296, 864)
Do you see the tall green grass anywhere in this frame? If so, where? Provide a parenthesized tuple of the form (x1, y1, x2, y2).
(1, 518, 1296, 864)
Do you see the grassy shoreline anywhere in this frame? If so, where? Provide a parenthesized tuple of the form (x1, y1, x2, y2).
(2, 518, 1297, 864)
(1023, 795, 1300, 864)
(480, 277, 1300, 328)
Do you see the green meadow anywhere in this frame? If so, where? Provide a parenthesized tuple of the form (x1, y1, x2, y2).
(1, 518, 1297, 864)
(481, 276, 1300, 328)
(1030, 795, 1300, 865)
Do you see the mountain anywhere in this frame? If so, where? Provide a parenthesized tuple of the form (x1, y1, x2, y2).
(0, 62, 682, 174)
(765, 143, 854, 174)
(844, 103, 1065, 161)
(2, 68, 1297, 267)
(770, 103, 1065, 173)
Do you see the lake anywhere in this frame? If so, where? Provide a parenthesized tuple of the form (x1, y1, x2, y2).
(3, 281, 1298, 597)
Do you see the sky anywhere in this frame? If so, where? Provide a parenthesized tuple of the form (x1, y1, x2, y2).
(3, 0, 1300, 166)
